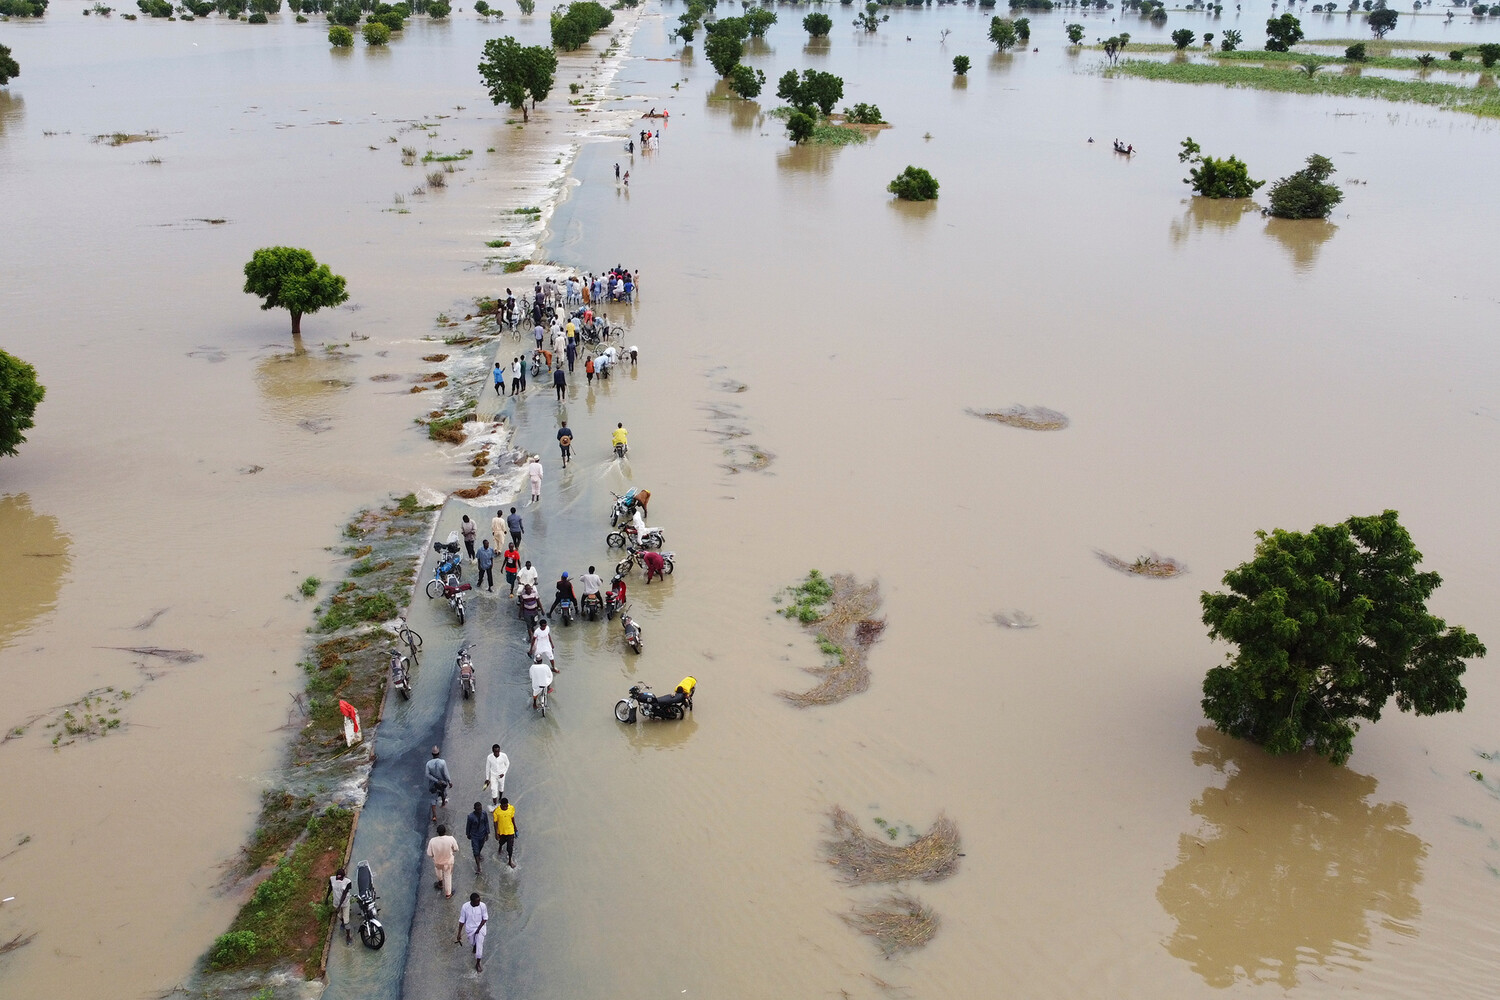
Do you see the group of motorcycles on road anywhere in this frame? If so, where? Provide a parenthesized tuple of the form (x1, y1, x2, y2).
(392, 485, 692, 724)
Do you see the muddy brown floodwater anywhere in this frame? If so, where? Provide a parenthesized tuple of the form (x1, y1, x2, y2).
(5, 3, 1500, 998)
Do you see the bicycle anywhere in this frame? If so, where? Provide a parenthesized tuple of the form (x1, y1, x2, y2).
(395, 614, 422, 663)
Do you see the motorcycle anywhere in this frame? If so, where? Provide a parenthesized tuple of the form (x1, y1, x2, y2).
(556, 596, 575, 627)
(615, 546, 675, 579)
(388, 646, 412, 700)
(354, 860, 386, 949)
(603, 589, 624, 620)
(615, 676, 696, 723)
(609, 487, 650, 526)
(613, 441, 628, 460)
(456, 644, 476, 700)
(428, 540, 463, 588)
(428, 575, 470, 624)
(606, 524, 665, 550)
(580, 592, 604, 622)
(621, 612, 643, 654)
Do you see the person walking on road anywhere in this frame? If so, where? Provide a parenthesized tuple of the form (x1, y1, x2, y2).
(553, 363, 566, 402)
(557, 423, 573, 467)
(506, 507, 524, 548)
(530, 617, 556, 668)
(483, 744, 509, 808)
(465, 802, 490, 875)
(492, 796, 517, 869)
(426, 746, 453, 824)
(456, 892, 489, 972)
(427, 824, 459, 898)
(326, 867, 353, 945)
(491, 508, 507, 553)
(502, 545, 521, 596)
(461, 515, 477, 560)
(526, 455, 544, 503)
(476, 540, 495, 592)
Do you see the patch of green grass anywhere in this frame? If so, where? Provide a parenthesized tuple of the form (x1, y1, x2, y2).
(349, 558, 393, 577)
(503, 260, 531, 273)
(299, 576, 320, 598)
(239, 790, 315, 875)
(811, 123, 869, 146)
(1109, 58, 1500, 118)
(421, 148, 473, 162)
(513, 206, 542, 215)
(779, 569, 836, 624)
(485, 239, 512, 248)
(427, 416, 468, 443)
(1212, 47, 1490, 74)
(317, 590, 399, 632)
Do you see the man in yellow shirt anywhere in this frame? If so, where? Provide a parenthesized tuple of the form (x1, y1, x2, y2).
(611, 423, 628, 457)
(492, 796, 518, 870)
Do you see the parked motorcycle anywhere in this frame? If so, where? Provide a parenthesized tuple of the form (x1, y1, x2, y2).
(388, 647, 412, 700)
(615, 546, 674, 579)
(606, 524, 665, 550)
(427, 575, 469, 624)
(621, 612, 643, 654)
(615, 676, 696, 723)
(580, 592, 604, 622)
(456, 644, 476, 700)
(609, 488, 650, 526)
(603, 588, 623, 620)
(355, 860, 386, 949)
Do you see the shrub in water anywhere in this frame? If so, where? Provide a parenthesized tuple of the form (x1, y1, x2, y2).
(888, 165, 939, 201)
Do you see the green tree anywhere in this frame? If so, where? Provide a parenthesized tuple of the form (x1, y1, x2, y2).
(844, 102, 884, 124)
(1201, 511, 1485, 766)
(1065, 22, 1084, 43)
(786, 109, 815, 143)
(888, 165, 939, 201)
(427, 0, 449, 16)
(803, 10, 832, 36)
(242, 248, 349, 337)
(727, 63, 766, 99)
(0, 44, 17, 87)
(479, 36, 555, 121)
(1014, 16, 1030, 40)
(551, 0, 612, 50)
(1171, 27, 1195, 48)
(953, 54, 971, 74)
(1367, 6, 1397, 36)
(328, 24, 354, 44)
(777, 68, 844, 116)
(1267, 153, 1344, 219)
(516, 0, 534, 12)
(1479, 43, 1500, 67)
(1102, 33, 1129, 63)
(0, 350, 45, 458)
(1264, 12, 1304, 51)
(1219, 28, 1241, 50)
(1344, 41, 1367, 60)
(989, 16, 1019, 50)
(363, 20, 391, 43)
(704, 30, 743, 76)
(705, 14, 748, 40)
(745, 6, 775, 36)
(853, 2, 887, 31)
(1177, 136, 1263, 198)
(328, 0, 360, 24)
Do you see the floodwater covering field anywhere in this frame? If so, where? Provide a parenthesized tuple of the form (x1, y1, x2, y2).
(4, 1, 1500, 998)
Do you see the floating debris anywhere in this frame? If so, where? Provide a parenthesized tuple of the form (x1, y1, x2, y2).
(239, 465, 264, 475)
(967, 405, 1070, 431)
(0, 931, 37, 956)
(297, 417, 334, 434)
(780, 574, 883, 708)
(370, 373, 401, 382)
(824, 806, 961, 885)
(992, 610, 1038, 629)
(99, 646, 203, 664)
(1096, 551, 1187, 579)
(130, 608, 169, 631)
(842, 892, 940, 957)
(723, 444, 775, 473)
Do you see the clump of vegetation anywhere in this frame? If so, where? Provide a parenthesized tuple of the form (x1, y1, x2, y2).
(853, 1, 888, 32)
(551, 0, 613, 51)
(1264, 12, 1304, 52)
(803, 10, 832, 37)
(728, 64, 766, 100)
(843, 102, 885, 125)
(503, 259, 531, 273)
(967, 405, 1069, 430)
(299, 576, 320, 598)
(888, 165, 938, 201)
(363, 20, 391, 44)
(1097, 551, 1187, 578)
(953, 54, 971, 75)
(1177, 136, 1263, 199)
(1267, 153, 1343, 219)
(328, 24, 354, 45)
(989, 16, 1019, 51)
(1345, 41, 1367, 61)
(427, 414, 468, 443)
(0, 349, 46, 458)
(824, 807, 962, 884)
(421, 148, 472, 162)
(1066, 22, 1085, 44)
(842, 892, 940, 956)
(485, 238, 511, 248)
(1201, 510, 1486, 765)
(1172, 28, 1196, 50)
(777, 573, 885, 707)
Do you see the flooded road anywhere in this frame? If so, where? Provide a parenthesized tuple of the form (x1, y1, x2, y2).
(5, 3, 1500, 998)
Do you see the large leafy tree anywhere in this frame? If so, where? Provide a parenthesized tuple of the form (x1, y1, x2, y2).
(1201, 511, 1485, 765)
(1367, 6, 1398, 37)
(704, 30, 743, 76)
(1267, 153, 1343, 219)
(1264, 12, 1304, 51)
(776, 68, 844, 116)
(242, 247, 349, 336)
(0, 44, 18, 86)
(1178, 137, 1263, 199)
(989, 16, 1019, 51)
(478, 36, 555, 121)
(0, 350, 45, 458)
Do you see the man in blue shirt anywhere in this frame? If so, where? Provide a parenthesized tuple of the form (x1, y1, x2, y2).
(476, 540, 496, 592)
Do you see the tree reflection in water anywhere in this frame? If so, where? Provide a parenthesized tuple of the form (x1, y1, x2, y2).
(1265, 217, 1338, 274)
(1157, 728, 1424, 988)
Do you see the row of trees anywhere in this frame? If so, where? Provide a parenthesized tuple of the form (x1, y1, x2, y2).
(1178, 138, 1344, 218)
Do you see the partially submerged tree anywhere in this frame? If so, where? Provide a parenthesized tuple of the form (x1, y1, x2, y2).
(1201, 511, 1485, 766)
(328, 24, 354, 45)
(853, 2, 888, 32)
(0, 349, 45, 458)
(1264, 12, 1304, 51)
(1367, 5, 1397, 36)
(777, 68, 845, 116)
(0, 44, 18, 87)
(243, 248, 349, 337)
(989, 16, 1019, 51)
(953, 54, 971, 74)
(744, 6, 775, 36)
(362, 20, 391, 44)
(727, 63, 766, 99)
(1102, 33, 1130, 63)
(1267, 153, 1343, 218)
(704, 30, 744, 76)
(888, 165, 939, 201)
(1171, 27, 1196, 48)
(786, 109, 815, 143)
(1219, 28, 1242, 50)
(803, 10, 832, 36)
(1178, 137, 1263, 198)
(1066, 22, 1085, 43)
(478, 36, 556, 121)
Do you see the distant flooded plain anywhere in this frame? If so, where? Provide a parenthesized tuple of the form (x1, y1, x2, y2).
(5, 3, 1500, 998)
